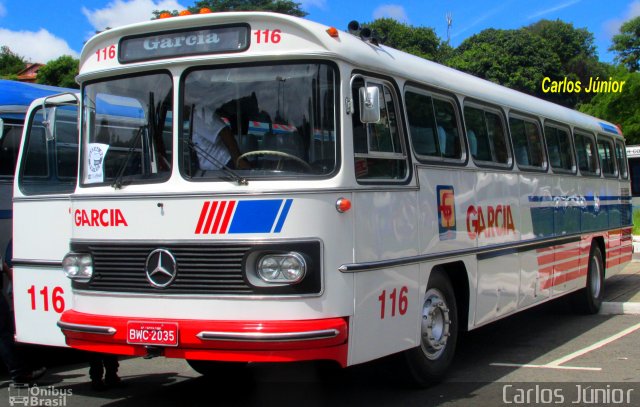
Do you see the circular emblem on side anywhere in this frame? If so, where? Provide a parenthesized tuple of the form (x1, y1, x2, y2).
(145, 249, 177, 288)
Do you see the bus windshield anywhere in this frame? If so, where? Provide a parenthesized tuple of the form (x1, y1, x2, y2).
(81, 72, 173, 187)
(181, 63, 337, 180)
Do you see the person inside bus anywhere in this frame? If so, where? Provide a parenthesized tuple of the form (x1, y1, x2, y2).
(192, 106, 250, 170)
(0, 252, 47, 384)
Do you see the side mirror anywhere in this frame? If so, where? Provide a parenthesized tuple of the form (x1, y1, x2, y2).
(0, 118, 4, 141)
(359, 86, 381, 123)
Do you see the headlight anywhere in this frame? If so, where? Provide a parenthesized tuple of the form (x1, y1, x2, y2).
(62, 253, 93, 282)
(257, 252, 306, 284)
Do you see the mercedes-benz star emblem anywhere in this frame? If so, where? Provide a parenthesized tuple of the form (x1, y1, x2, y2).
(145, 249, 177, 288)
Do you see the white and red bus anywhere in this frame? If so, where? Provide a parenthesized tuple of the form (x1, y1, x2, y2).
(53, 11, 631, 385)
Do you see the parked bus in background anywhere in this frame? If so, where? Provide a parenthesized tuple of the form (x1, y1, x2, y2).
(11, 92, 79, 347)
(626, 145, 640, 252)
(0, 80, 74, 271)
(55, 12, 632, 385)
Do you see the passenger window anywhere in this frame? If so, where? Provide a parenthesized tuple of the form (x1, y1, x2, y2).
(405, 89, 462, 161)
(544, 125, 574, 172)
(353, 78, 407, 181)
(464, 105, 509, 165)
(433, 99, 461, 159)
(575, 133, 600, 176)
(405, 91, 438, 156)
(597, 136, 617, 177)
(616, 141, 628, 179)
(510, 116, 545, 169)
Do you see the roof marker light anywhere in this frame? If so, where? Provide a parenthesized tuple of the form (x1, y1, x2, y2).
(326, 27, 339, 38)
(159, 12, 172, 19)
(179, 10, 192, 16)
(200, 7, 212, 14)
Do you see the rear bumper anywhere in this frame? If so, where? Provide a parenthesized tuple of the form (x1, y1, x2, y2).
(58, 310, 349, 366)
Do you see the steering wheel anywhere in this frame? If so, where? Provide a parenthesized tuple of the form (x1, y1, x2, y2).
(237, 150, 312, 171)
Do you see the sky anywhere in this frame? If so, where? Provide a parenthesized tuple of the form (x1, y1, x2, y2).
(0, 0, 638, 64)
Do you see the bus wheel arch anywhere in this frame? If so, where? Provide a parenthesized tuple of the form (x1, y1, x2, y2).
(400, 263, 468, 387)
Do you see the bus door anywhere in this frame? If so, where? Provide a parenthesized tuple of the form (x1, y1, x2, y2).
(12, 95, 78, 346)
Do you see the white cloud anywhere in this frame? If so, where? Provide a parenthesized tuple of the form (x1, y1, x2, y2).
(527, 0, 581, 20)
(604, 1, 640, 37)
(0, 28, 79, 62)
(373, 4, 409, 23)
(82, 0, 186, 32)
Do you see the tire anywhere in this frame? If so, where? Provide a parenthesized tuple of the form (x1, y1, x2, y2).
(186, 359, 248, 378)
(401, 270, 458, 387)
(573, 244, 605, 314)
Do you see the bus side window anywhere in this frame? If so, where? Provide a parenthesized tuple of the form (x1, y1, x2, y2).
(575, 132, 600, 176)
(352, 79, 407, 181)
(544, 125, 574, 173)
(463, 106, 489, 161)
(463, 105, 509, 165)
(19, 106, 78, 195)
(597, 136, 617, 178)
(616, 141, 628, 179)
(432, 98, 461, 159)
(405, 90, 438, 157)
(510, 116, 545, 170)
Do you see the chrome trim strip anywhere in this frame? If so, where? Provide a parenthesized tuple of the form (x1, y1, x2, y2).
(57, 321, 116, 335)
(339, 234, 585, 273)
(196, 329, 339, 342)
(11, 259, 63, 268)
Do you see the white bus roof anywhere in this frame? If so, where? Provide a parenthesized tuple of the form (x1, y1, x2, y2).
(80, 12, 622, 140)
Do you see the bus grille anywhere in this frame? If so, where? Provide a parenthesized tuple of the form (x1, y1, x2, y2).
(70, 241, 321, 295)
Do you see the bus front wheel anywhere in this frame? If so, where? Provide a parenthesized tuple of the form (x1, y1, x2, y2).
(401, 270, 458, 387)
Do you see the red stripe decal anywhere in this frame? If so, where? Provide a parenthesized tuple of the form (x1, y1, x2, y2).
(211, 201, 227, 234)
(203, 201, 219, 234)
(219, 200, 236, 234)
(195, 201, 211, 234)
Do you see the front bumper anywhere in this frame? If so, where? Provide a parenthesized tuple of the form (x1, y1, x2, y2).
(58, 310, 349, 366)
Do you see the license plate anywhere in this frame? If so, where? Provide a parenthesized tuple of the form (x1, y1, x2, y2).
(127, 321, 178, 346)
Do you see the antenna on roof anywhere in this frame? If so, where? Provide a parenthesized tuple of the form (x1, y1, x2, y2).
(446, 12, 453, 45)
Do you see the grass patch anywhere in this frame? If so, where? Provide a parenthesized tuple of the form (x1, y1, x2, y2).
(633, 209, 640, 236)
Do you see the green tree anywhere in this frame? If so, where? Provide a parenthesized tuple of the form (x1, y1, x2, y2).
(153, 0, 307, 18)
(578, 66, 640, 143)
(364, 18, 451, 63)
(525, 19, 608, 106)
(0, 46, 27, 78)
(610, 16, 640, 72)
(36, 55, 79, 89)
(447, 28, 565, 103)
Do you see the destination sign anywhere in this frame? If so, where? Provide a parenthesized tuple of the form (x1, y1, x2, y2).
(119, 25, 249, 63)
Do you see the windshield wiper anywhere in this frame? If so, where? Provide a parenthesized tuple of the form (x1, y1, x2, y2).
(185, 140, 248, 186)
(112, 125, 145, 189)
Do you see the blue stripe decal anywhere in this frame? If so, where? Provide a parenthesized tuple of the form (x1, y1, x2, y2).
(530, 203, 632, 238)
(0, 210, 12, 220)
(273, 199, 293, 233)
(228, 200, 288, 234)
(599, 122, 620, 135)
(528, 195, 630, 202)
